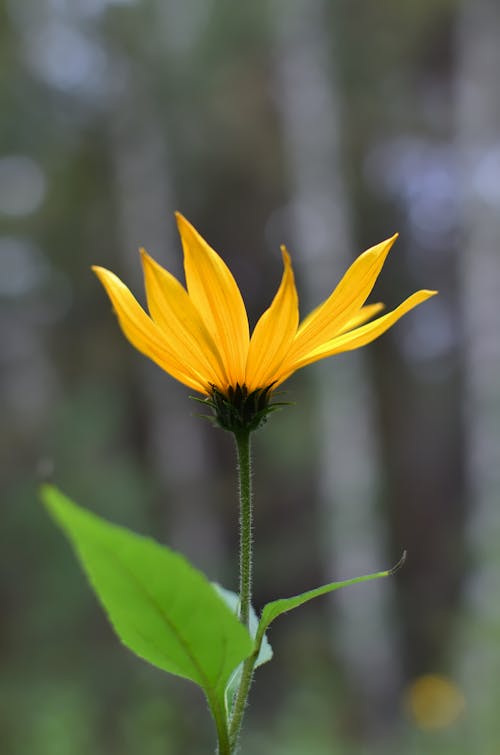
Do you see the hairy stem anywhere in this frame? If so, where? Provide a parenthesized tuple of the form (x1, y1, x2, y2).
(229, 649, 258, 749)
(229, 428, 254, 750)
(235, 429, 252, 629)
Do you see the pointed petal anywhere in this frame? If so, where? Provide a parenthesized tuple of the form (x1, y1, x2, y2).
(338, 302, 385, 334)
(289, 234, 399, 362)
(245, 247, 299, 391)
(92, 266, 209, 394)
(176, 213, 249, 387)
(140, 249, 229, 388)
(276, 290, 437, 385)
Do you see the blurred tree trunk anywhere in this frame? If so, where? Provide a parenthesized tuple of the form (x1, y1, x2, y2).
(353, 4, 468, 690)
(105, 61, 224, 578)
(270, 0, 401, 737)
(456, 0, 500, 734)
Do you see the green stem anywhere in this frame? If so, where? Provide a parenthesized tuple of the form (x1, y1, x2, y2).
(234, 429, 252, 629)
(229, 429, 255, 750)
(229, 649, 258, 749)
(210, 693, 231, 755)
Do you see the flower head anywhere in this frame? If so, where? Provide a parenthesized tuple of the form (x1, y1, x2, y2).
(93, 214, 436, 431)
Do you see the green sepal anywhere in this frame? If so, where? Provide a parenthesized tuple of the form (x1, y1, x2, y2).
(40, 485, 253, 708)
(255, 555, 406, 654)
(192, 383, 291, 433)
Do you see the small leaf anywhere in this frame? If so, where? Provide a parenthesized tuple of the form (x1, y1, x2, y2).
(41, 485, 253, 706)
(213, 584, 273, 714)
(256, 556, 405, 651)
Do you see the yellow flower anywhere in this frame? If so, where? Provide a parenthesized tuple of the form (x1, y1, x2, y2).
(93, 213, 436, 429)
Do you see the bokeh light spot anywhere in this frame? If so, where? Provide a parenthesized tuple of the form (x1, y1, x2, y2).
(0, 237, 48, 297)
(405, 673, 465, 731)
(25, 21, 107, 94)
(0, 155, 46, 216)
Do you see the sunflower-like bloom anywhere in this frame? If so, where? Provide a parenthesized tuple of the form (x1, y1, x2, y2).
(93, 214, 436, 431)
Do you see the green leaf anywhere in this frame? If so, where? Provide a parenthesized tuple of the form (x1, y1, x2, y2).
(41, 485, 253, 706)
(213, 584, 273, 714)
(255, 555, 406, 651)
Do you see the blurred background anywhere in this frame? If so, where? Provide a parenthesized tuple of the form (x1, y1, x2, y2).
(1, 0, 499, 753)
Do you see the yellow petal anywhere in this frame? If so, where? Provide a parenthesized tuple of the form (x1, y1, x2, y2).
(338, 302, 385, 334)
(92, 266, 209, 394)
(245, 246, 299, 391)
(289, 234, 399, 362)
(176, 213, 249, 387)
(140, 249, 229, 388)
(276, 290, 437, 384)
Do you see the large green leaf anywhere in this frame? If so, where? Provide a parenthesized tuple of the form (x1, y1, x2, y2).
(41, 485, 253, 705)
(255, 556, 405, 651)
